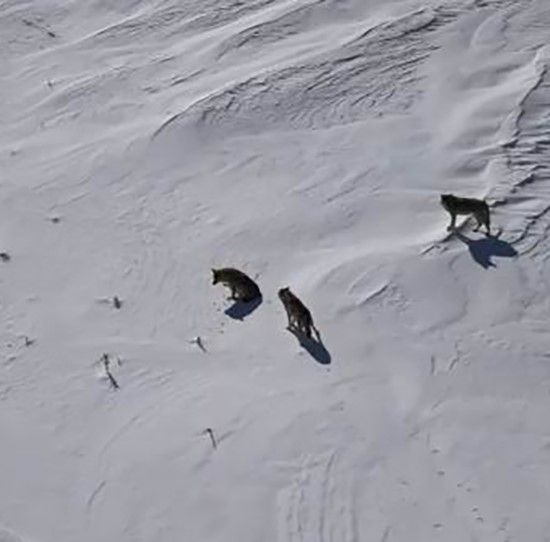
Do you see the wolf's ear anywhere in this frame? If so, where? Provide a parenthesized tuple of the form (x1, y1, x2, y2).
(211, 268, 217, 283)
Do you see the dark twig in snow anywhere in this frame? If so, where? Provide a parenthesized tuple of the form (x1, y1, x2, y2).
(190, 336, 206, 352)
(102, 353, 119, 389)
(22, 19, 56, 38)
(204, 428, 217, 449)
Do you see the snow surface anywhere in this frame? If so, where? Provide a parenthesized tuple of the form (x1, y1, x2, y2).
(2, 0, 550, 540)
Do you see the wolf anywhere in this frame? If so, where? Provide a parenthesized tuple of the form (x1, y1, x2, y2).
(440, 194, 491, 235)
(278, 287, 320, 341)
(212, 268, 261, 302)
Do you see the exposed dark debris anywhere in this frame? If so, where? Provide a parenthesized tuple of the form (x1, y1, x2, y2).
(101, 353, 120, 390)
(204, 427, 217, 449)
(23, 19, 56, 38)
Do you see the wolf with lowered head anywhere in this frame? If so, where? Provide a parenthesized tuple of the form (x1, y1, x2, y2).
(278, 287, 320, 341)
(212, 267, 262, 302)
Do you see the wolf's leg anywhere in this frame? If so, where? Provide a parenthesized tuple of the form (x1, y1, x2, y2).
(447, 213, 456, 232)
(286, 311, 293, 328)
(312, 325, 321, 342)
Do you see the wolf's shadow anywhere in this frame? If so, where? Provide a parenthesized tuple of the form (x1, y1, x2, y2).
(224, 295, 263, 320)
(455, 231, 517, 269)
(286, 327, 331, 365)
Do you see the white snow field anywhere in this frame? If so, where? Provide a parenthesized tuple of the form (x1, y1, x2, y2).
(2, 0, 550, 540)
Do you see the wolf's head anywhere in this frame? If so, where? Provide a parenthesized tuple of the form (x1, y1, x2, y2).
(278, 287, 290, 301)
(211, 268, 220, 285)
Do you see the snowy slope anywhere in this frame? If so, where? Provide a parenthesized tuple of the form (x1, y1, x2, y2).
(2, 0, 550, 540)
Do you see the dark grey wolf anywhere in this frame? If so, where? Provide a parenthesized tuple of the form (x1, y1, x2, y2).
(278, 287, 320, 341)
(440, 194, 491, 235)
(212, 268, 261, 302)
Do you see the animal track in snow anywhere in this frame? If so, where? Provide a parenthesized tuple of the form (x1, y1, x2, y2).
(276, 451, 357, 542)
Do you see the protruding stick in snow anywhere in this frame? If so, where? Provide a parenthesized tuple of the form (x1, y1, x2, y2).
(22, 19, 56, 38)
(102, 353, 120, 390)
(204, 428, 217, 449)
(190, 336, 206, 352)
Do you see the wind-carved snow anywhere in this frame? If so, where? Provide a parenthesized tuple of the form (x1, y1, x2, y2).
(157, 7, 447, 136)
(2, 0, 550, 541)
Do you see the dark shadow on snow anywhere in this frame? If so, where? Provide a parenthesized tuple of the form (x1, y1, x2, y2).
(286, 327, 331, 365)
(224, 295, 263, 320)
(455, 231, 518, 269)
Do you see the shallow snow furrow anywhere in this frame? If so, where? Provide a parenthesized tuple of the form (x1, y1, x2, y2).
(86, 0, 279, 46)
(215, 0, 329, 59)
